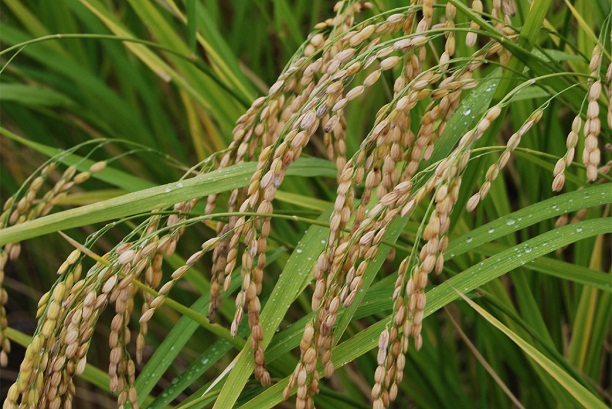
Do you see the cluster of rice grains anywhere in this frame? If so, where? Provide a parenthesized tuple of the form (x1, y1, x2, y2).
(553, 43, 612, 191)
(2, 155, 222, 408)
(0, 160, 108, 408)
(3, 0, 611, 408)
(0, 162, 106, 357)
(275, 2, 508, 408)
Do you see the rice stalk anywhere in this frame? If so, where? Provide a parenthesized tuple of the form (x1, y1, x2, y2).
(1, 1, 610, 408)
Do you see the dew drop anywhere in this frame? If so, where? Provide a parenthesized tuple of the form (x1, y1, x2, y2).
(488, 228, 495, 234)
(466, 236, 473, 243)
(524, 247, 532, 254)
(164, 187, 172, 193)
(576, 227, 583, 233)
(296, 248, 303, 253)
(506, 219, 515, 226)
(177, 182, 184, 188)
(464, 109, 472, 116)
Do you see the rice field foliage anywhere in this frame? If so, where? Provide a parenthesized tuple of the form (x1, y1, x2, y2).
(0, 0, 610, 408)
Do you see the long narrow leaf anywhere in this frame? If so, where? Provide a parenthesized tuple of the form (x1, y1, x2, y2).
(0, 158, 335, 245)
(458, 292, 607, 409)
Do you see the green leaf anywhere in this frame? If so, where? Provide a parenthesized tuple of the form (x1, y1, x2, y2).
(211, 210, 332, 408)
(0, 83, 72, 107)
(458, 291, 607, 409)
(0, 157, 336, 245)
(447, 183, 611, 259)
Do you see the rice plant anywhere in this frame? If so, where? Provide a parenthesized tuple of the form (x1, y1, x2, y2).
(1, 1, 610, 408)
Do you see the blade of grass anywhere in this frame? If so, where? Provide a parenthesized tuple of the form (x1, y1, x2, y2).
(567, 232, 606, 370)
(211, 210, 332, 408)
(447, 183, 611, 259)
(565, 0, 602, 58)
(457, 291, 607, 409)
(166, 0, 257, 102)
(0, 83, 72, 107)
(186, 0, 197, 53)
(477, 290, 602, 399)
(472, 242, 611, 293)
(3, 0, 67, 56)
(445, 311, 526, 409)
(80, 0, 245, 130)
(0, 157, 336, 245)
